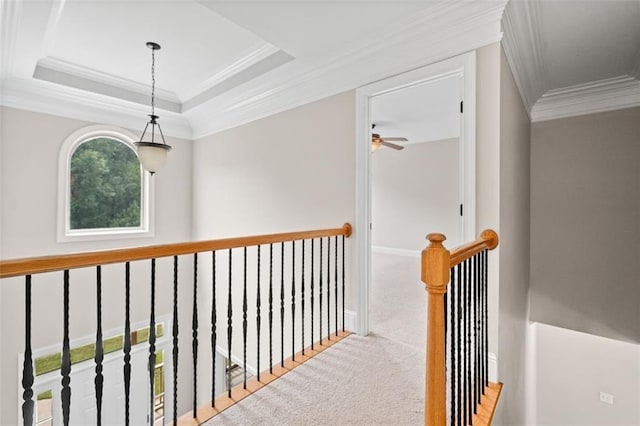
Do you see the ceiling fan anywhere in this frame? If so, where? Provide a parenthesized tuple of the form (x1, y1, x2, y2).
(371, 124, 408, 152)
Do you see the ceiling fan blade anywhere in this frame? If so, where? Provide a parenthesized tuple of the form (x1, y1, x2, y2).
(381, 137, 408, 142)
(380, 140, 405, 150)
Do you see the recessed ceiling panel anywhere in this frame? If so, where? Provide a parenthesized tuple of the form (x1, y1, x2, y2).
(45, 0, 284, 100)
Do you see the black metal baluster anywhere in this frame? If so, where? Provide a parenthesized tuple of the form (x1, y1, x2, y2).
(466, 259, 472, 424)
(462, 261, 467, 426)
(311, 239, 315, 350)
(445, 284, 449, 421)
(301, 240, 305, 355)
(450, 267, 456, 426)
(469, 255, 474, 414)
(291, 241, 296, 361)
(342, 235, 345, 333)
(243, 247, 248, 389)
(480, 250, 485, 392)
(22, 275, 34, 426)
(484, 250, 489, 388)
(456, 263, 462, 426)
(191, 254, 197, 416)
(95, 266, 104, 426)
(319, 238, 323, 345)
(211, 252, 216, 404)
(280, 242, 285, 367)
(124, 263, 131, 426)
(478, 252, 485, 395)
(173, 256, 180, 421)
(476, 253, 481, 407)
(269, 244, 273, 374)
(326, 237, 331, 341)
(227, 249, 233, 397)
(149, 259, 157, 424)
(471, 255, 476, 410)
(61, 270, 71, 426)
(256, 245, 261, 381)
(334, 235, 338, 337)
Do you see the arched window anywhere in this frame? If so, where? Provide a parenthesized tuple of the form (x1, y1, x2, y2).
(58, 126, 153, 241)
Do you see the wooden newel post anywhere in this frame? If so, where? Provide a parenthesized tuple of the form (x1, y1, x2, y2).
(421, 233, 451, 426)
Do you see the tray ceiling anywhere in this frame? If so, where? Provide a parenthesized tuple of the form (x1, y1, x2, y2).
(0, 0, 506, 139)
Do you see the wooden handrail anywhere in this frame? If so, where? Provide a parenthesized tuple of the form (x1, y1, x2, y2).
(0, 223, 352, 279)
(449, 229, 498, 267)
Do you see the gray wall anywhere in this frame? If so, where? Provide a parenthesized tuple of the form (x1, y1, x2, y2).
(530, 107, 640, 344)
(372, 138, 460, 253)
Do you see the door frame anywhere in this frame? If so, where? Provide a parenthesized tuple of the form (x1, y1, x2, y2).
(354, 51, 477, 336)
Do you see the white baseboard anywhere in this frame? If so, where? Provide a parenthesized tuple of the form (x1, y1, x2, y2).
(489, 352, 498, 383)
(344, 310, 358, 334)
(372, 246, 421, 258)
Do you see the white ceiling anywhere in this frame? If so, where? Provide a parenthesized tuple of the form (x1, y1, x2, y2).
(1, 0, 638, 139)
(371, 76, 461, 145)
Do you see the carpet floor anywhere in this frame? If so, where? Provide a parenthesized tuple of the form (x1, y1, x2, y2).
(204, 253, 426, 425)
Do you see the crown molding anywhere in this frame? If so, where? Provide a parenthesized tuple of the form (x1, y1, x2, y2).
(531, 75, 640, 122)
(190, 1, 506, 139)
(1, 77, 193, 140)
(501, 0, 545, 111)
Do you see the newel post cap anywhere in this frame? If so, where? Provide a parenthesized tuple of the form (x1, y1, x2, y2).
(421, 233, 451, 293)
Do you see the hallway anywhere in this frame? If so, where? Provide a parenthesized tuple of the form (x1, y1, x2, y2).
(204, 253, 427, 425)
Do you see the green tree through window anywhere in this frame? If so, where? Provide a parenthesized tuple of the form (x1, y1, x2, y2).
(70, 137, 141, 230)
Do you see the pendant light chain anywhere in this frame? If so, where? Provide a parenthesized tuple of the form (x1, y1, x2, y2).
(151, 46, 156, 117)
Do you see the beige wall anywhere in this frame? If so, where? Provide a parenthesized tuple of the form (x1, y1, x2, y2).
(496, 47, 532, 425)
(530, 107, 640, 344)
(476, 43, 532, 425)
(476, 42, 502, 365)
(192, 91, 356, 302)
(0, 107, 195, 424)
(193, 91, 355, 240)
(372, 138, 460, 252)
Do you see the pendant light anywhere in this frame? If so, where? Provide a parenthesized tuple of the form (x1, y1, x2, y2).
(135, 42, 171, 174)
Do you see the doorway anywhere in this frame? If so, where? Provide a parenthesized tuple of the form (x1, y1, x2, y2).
(355, 52, 476, 336)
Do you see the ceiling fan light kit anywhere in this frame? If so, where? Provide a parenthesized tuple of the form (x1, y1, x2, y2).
(370, 127, 408, 152)
(135, 41, 172, 174)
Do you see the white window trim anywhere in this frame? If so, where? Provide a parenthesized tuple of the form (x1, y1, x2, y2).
(57, 125, 155, 242)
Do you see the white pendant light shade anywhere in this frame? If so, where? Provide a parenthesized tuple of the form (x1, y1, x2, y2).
(136, 142, 171, 174)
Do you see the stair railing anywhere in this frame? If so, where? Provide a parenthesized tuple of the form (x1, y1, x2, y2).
(421, 229, 501, 426)
(0, 223, 352, 426)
